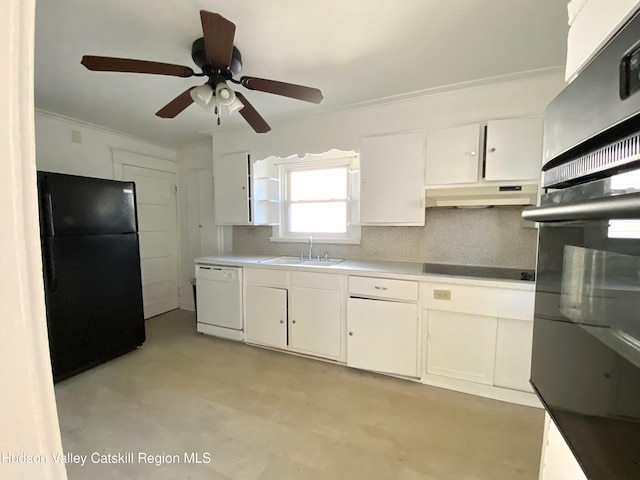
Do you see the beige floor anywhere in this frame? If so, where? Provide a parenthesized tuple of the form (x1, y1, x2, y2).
(54, 309, 545, 480)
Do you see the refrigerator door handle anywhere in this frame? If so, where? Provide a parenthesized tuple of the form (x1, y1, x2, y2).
(46, 193, 55, 236)
(43, 238, 57, 292)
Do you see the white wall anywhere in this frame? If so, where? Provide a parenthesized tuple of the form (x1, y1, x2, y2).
(35, 110, 177, 178)
(1, 0, 67, 478)
(212, 70, 565, 160)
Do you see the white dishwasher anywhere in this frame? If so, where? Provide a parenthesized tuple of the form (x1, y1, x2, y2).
(195, 264, 243, 341)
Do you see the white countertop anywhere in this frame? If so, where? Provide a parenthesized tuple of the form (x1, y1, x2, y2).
(194, 255, 535, 291)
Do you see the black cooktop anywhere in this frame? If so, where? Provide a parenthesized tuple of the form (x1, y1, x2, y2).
(421, 263, 535, 282)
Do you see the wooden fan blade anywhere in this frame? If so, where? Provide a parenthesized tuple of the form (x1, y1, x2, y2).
(235, 92, 271, 133)
(200, 10, 236, 68)
(155, 88, 195, 118)
(240, 76, 323, 104)
(81, 56, 195, 78)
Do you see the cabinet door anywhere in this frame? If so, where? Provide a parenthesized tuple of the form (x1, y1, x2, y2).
(425, 124, 480, 185)
(359, 132, 426, 225)
(289, 288, 341, 359)
(484, 119, 543, 182)
(213, 152, 250, 224)
(494, 318, 534, 392)
(245, 285, 287, 349)
(347, 298, 418, 377)
(426, 310, 497, 385)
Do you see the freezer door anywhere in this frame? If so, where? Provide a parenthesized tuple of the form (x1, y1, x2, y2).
(42, 233, 145, 381)
(38, 171, 137, 236)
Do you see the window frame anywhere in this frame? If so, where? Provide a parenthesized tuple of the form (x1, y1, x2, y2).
(271, 152, 360, 244)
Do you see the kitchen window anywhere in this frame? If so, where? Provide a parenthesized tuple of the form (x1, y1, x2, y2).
(272, 151, 360, 243)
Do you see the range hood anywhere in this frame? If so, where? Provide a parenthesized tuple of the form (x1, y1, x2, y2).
(425, 184, 538, 207)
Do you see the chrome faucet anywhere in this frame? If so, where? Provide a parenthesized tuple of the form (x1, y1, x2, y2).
(308, 235, 313, 260)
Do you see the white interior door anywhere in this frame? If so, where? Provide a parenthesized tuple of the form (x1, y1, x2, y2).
(123, 164, 179, 318)
(198, 170, 218, 255)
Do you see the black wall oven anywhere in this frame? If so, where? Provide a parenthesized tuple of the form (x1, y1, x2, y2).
(523, 10, 640, 480)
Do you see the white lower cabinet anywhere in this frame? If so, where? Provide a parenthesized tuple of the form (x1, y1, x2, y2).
(347, 297, 418, 377)
(421, 281, 537, 405)
(289, 287, 341, 359)
(494, 318, 534, 392)
(426, 310, 497, 385)
(244, 284, 287, 349)
(244, 269, 344, 361)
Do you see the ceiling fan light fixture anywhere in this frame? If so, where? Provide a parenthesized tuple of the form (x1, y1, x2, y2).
(215, 82, 234, 104)
(215, 81, 243, 114)
(190, 84, 213, 107)
(226, 96, 244, 114)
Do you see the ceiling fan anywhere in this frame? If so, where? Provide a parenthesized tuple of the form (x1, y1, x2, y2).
(80, 10, 324, 134)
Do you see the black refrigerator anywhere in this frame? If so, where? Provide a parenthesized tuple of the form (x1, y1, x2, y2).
(37, 171, 145, 382)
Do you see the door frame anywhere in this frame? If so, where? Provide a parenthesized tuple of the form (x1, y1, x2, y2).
(111, 148, 181, 315)
(2, 0, 66, 477)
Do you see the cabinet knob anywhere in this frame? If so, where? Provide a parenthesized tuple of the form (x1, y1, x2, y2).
(488, 147, 496, 153)
(349, 331, 353, 336)
(362, 179, 366, 183)
(279, 320, 284, 324)
(470, 150, 477, 156)
(292, 320, 296, 324)
(242, 186, 246, 190)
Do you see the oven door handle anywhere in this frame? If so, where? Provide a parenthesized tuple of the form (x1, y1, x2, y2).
(522, 192, 640, 222)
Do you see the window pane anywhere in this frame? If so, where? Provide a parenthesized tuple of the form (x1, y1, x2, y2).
(289, 167, 347, 201)
(289, 202, 347, 233)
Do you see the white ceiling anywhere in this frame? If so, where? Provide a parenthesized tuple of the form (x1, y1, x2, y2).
(34, 0, 568, 147)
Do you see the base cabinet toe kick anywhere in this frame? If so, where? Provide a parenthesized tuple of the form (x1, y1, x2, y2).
(194, 261, 538, 406)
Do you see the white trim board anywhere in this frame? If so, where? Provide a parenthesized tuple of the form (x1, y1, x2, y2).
(112, 148, 178, 177)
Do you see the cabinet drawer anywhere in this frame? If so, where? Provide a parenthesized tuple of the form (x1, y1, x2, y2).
(422, 282, 534, 321)
(245, 267, 288, 286)
(349, 276, 418, 302)
(291, 271, 341, 291)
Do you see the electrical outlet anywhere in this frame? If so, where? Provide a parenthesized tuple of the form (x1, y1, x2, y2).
(433, 289, 451, 300)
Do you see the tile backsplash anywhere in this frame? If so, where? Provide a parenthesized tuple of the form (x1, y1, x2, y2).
(233, 206, 537, 269)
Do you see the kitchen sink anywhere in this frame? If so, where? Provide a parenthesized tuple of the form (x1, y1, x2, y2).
(258, 256, 344, 266)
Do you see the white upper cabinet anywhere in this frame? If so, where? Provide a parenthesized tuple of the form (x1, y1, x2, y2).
(566, 0, 640, 82)
(425, 118, 543, 186)
(213, 151, 250, 225)
(425, 124, 481, 185)
(484, 118, 543, 182)
(359, 132, 426, 226)
(213, 152, 279, 225)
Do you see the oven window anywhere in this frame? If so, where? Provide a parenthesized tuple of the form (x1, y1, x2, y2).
(533, 213, 640, 479)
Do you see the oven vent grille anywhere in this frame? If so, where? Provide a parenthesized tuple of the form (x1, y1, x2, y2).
(543, 130, 640, 187)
